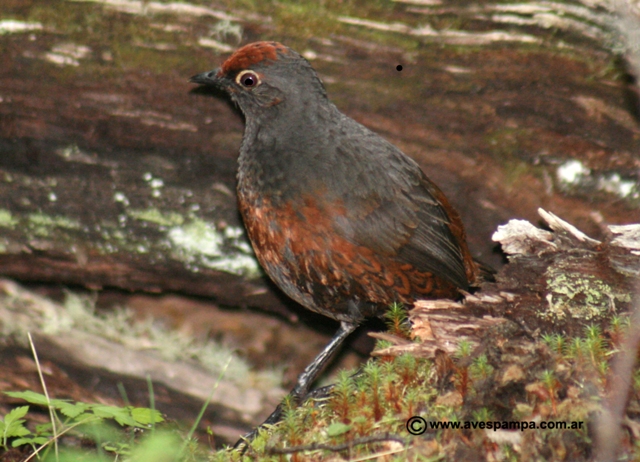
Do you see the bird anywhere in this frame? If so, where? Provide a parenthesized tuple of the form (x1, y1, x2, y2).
(190, 41, 479, 446)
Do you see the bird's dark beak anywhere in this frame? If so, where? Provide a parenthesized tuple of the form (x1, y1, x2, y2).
(189, 69, 222, 86)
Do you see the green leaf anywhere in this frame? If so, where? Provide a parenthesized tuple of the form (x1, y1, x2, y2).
(5, 425, 30, 438)
(90, 405, 137, 427)
(102, 441, 131, 455)
(12, 436, 49, 447)
(2, 406, 31, 441)
(5, 391, 50, 406)
(75, 419, 122, 443)
(71, 412, 102, 425)
(58, 401, 90, 419)
(48, 398, 73, 410)
(3, 405, 29, 424)
(131, 408, 164, 425)
(327, 422, 351, 437)
(35, 422, 53, 434)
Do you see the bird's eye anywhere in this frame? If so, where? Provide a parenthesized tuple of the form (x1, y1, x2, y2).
(236, 70, 261, 88)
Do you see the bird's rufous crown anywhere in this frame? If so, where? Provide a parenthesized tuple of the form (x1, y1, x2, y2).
(219, 41, 289, 77)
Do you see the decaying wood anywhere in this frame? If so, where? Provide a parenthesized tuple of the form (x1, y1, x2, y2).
(0, 278, 284, 442)
(482, 208, 638, 335)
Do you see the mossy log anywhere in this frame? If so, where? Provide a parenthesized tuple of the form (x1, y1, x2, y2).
(0, 0, 639, 317)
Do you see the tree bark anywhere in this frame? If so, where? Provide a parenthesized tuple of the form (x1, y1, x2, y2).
(0, 0, 638, 314)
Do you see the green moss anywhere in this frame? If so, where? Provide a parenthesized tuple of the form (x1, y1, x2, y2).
(1, 288, 279, 386)
(543, 271, 631, 322)
(128, 208, 185, 227)
(0, 209, 18, 228)
(26, 212, 81, 237)
(252, 0, 395, 41)
(27, 212, 80, 229)
(22, 1, 210, 76)
(167, 219, 260, 277)
(167, 218, 222, 256)
(86, 208, 260, 276)
(111, 43, 195, 74)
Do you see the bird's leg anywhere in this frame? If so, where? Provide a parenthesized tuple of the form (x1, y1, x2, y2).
(288, 321, 358, 402)
(234, 320, 357, 449)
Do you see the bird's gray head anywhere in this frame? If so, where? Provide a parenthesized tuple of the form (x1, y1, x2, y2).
(190, 41, 328, 120)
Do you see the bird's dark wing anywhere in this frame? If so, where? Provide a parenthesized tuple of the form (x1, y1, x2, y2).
(327, 117, 470, 290)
